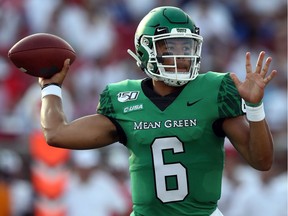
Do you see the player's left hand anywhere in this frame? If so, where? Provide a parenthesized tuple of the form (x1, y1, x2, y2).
(230, 51, 277, 104)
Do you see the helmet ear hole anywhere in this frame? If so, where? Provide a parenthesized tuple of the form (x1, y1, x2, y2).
(141, 37, 152, 49)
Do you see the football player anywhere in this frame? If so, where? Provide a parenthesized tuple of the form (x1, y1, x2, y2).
(39, 6, 277, 216)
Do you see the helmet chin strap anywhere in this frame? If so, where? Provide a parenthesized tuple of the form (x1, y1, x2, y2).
(127, 49, 143, 69)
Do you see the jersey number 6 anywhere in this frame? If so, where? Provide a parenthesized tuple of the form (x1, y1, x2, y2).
(151, 137, 188, 203)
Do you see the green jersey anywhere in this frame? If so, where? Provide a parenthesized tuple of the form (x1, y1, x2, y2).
(97, 72, 244, 216)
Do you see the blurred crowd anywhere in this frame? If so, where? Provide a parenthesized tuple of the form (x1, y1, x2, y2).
(0, 0, 287, 215)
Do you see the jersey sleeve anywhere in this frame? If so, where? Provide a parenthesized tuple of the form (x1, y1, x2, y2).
(97, 85, 116, 118)
(97, 86, 127, 144)
(217, 73, 245, 118)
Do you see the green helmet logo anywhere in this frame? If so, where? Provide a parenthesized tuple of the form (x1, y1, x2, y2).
(128, 6, 203, 87)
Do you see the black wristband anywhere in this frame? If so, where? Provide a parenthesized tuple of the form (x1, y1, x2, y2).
(41, 83, 61, 90)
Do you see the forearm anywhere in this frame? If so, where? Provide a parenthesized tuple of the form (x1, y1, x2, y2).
(247, 119, 273, 170)
(40, 96, 67, 145)
(244, 102, 273, 170)
(224, 116, 274, 171)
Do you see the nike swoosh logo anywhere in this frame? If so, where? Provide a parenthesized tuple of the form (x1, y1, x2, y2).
(187, 99, 202, 107)
(156, 28, 166, 32)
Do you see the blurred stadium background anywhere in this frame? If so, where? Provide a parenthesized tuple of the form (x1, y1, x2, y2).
(0, 0, 286, 215)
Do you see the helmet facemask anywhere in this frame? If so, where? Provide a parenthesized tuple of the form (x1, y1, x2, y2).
(147, 29, 203, 86)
